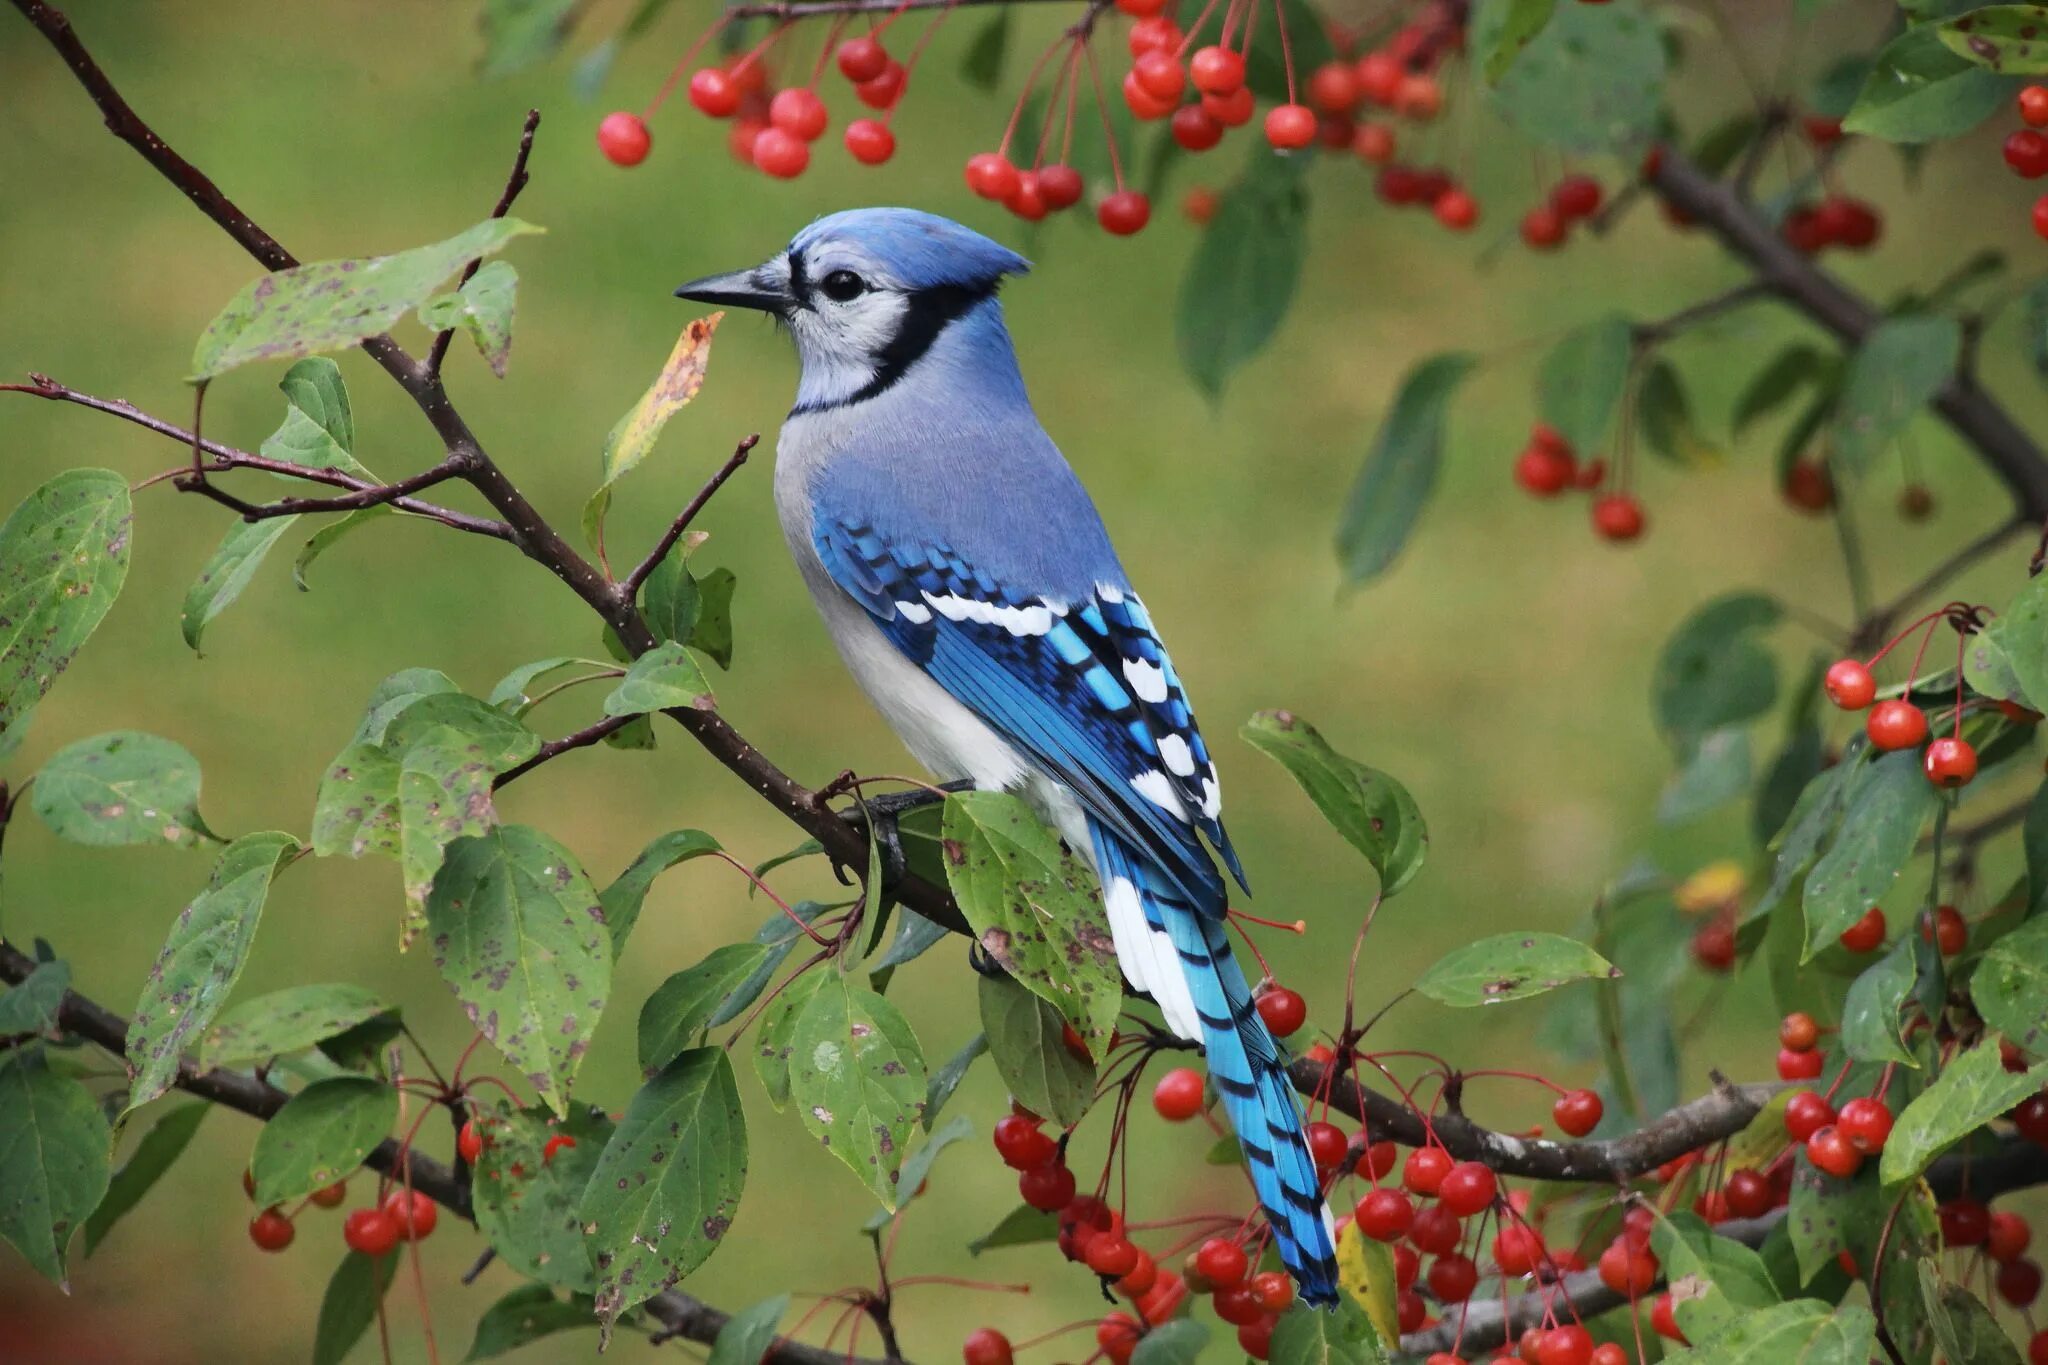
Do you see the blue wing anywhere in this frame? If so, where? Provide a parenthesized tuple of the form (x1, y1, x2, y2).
(814, 516, 1246, 909)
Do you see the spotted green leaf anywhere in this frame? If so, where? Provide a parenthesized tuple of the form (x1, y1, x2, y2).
(0, 1049, 111, 1287)
(1919, 1259, 2024, 1364)
(125, 831, 300, 1111)
(311, 742, 401, 859)
(939, 790, 1121, 1057)
(419, 260, 519, 377)
(583, 313, 722, 546)
(189, 218, 543, 381)
(30, 730, 207, 848)
(1882, 1043, 2048, 1184)
(472, 1104, 613, 1294)
(1996, 565, 2048, 716)
(638, 943, 774, 1074)
(249, 1076, 396, 1206)
(581, 1047, 747, 1333)
(426, 825, 611, 1115)
(199, 984, 391, 1070)
(1476, 0, 1665, 152)
(1414, 932, 1616, 1007)
(1937, 7, 2048, 76)
(397, 733, 503, 941)
(1802, 749, 1937, 960)
(1268, 1295, 1385, 1365)
(753, 969, 826, 1110)
(81, 1101, 206, 1256)
(1845, 25, 2016, 143)
(1242, 710, 1428, 895)
(602, 640, 714, 717)
(0, 469, 132, 741)
(979, 973, 1093, 1128)
(1839, 936, 1920, 1066)
(1130, 1318, 1210, 1365)
(1660, 1299, 1876, 1363)
(788, 972, 926, 1208)
(1972, 914, 2048, 1054)
(352, 668, 460, 744)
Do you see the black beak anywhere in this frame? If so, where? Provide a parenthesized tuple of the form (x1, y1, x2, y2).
(674, 267, 791, 313)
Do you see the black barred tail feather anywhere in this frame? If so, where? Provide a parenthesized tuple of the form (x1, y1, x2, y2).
(1092, 830, 1340, 1305)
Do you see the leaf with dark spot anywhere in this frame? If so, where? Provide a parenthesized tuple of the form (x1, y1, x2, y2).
(789, 973, 926, 1208)
(0, 469, 132, 743)
(0, 1049, 111, 1288)
(1412, 932, 1615, 1007)
(30, 731, 207, 848)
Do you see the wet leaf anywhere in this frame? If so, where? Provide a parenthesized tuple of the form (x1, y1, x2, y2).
(584, 314, 722, 546)
(0, 1049, 111, 1287)
(200, 984, 390, 1070)
(1414, 932, 1616, 1006)
(1242, 710, 1427, 895)
(249, 1076, 397, 1206)
(0, 469, 132, 741)
(788, 972, 926, 1207)
(30, 731, 206, 847)
(427, 825, 611, 1115)
(581, 1047, 747, 1333)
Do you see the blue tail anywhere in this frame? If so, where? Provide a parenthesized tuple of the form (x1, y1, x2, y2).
(1092, 827, 1339, 1305)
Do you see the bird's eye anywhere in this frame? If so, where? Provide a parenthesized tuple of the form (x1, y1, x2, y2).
(821, 270, 868, 302)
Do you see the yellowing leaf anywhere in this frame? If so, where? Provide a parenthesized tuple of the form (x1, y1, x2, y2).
(583, 313, 723, 548)
(1333, 1218, 1399, 1344)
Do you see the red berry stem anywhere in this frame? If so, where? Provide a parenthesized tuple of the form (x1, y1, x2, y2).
(645, 14, 734, 117)
(805, 15, 851, 86)
(1000, 31, 1080, 156)
(1081, 43, 1130, 190)
(1269, 0, 1299, 106)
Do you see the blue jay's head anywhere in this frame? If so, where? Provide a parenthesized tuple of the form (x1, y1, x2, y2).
(676, 208, 1030, 411)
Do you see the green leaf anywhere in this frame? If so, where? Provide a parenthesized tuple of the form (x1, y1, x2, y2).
(311, 742, 401, 860)
(968, 1203, 1059, 1254)
(0, 1050, 111, 1286)
(1830, 314, 1960, 476)
(189, 218, 544, 381)
(1241, 710, 1427, 894)
(875, 908, 949, 971)
(1537, 312, 1634, 456)
(1840, 936, 1920, 1065)
(380, 692, 542, 769)
(978, 974, 1093, 1127)
(200, 984, 390, 1070)
(1130, 1318, 1210, 1365)
(0, 469, 132, 740)
(81, 1101, 205, 1256)
(1802, 749, 1938, 960)
(1882, 1043, 2047, 1183)
(396, 733, 506, 938)
(293, 506, 393, 589)
(30, 730, 207, 847)
(1844, 24, 2016, 143)
(1919, 1259, 2024, 1364)
(471, 1103, 612, 1293)
(693, 566, 738, 669)
(419, 260, 519, 377)
(125, 831, 299, 1110)
(641, 542, 703, 646)
(603, 640, 714, 716)
(1733, 344, 1836, 435)
(464, 1283, 595, 1362)
(1475, 0, 1666, 151)
(582, 1047, 747, 1332)
(487, 656, 587, 711)
(1649, 1209, 1781, 1339)
(1333, 352, 1475, 586)
(924, 1032, 987, 1131)
(1177, 146, 1308, 397)
(1662, 1299, 1876, 1362)
(708, 1293, 791, 1365)
(0, 959, 70, 1036)
(427, 826, 611, 1115)
(1480, 0, 1558, 83)
(639, 943, 774, 1073)
(584, 315, 721, 546)
(479, 0, 580, 75)
(352, 667, 460, 743)
(789, 973, 927, 1207)
(1654, 592, 1783, 756)
(1639, 359, 1718, 467)
(1937, 7, 2048, 76)
(752, 969, 826, 1109)
(1268, 1296, 1386, 1364)
(181, 515, 298, 653)
(598, 828, 723, 962)
(249, 1075, 396, 1206)
(1973, 913, 2048, 1052)
(1413, 932, 1616, 1007)
(864, 1113, 975, 1230)
(1996, 567, 2048, 715)
(960, 10, 1010, 88)
(939, 791, 1121, 1056)
(311, 1249, 397, 1365)
(1658, 727, 1751, 824)
(260, 358, 371, 479)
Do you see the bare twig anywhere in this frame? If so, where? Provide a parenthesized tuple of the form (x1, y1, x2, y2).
(1853, 513, 2028, 652)
(1634, 279, 1774, 345)
(427, 109, 540, 379)
(620, 434, 759, 600)
(493, 714, 643, 788)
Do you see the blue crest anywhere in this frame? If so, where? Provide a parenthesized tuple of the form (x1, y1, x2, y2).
(791, 208, 1030, 292)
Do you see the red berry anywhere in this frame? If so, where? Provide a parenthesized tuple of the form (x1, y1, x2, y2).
(1189, 46, 1246, 95)
(1837, 1097, 1893, 1154)
(1691, 918, 1735, 972)
(2003, 1258, 2045, 1307)
(1437, 1161, 1497, 1217)
(1493, 1223, 1545, 1276)
(1514, 442, 1576, 496)
(1552, 1089, 1603, 1137)
(1353, 122, 1396, 164)
(1037, 164, 1084, 209)
(1213, 1283, 1265, 1326)
(1802, 113, 1844, 145)
(1651, 1292, 1685, 1342)
(1830, 199, 1882, 250)
(596, 112, 652, 167)
(1116, 1249, 1159, 1297)
(1785, 1090, 1836, 1142)
(1265, 104, 1318, 150)
(1171, 103, 1224, 151)
(1866, 699, 1927, 751)
(1782, 458, 1834, 512)
(1354, 1187, 1415, 1242)
(688, 69, 741, 117)
(1408, 1204, 1461, 1257)
(382, 1187, 438, 1241)
(1777, 1046, 1825, 1082)
(309, 1180, 348, 1209)
(1359, 1140, 1398, 1180)
(1551, 174, 1603, 220)
(1303, 61, 1359, 115)
(1238, 1316, 1277, 1361)
(1019, 1162, 1076, 1210)
(1005, 171, 1049, 222)
(1122, 70, 1177, 119)
(838, 36, 890, 83)
(754, 127, 811, 178)
(1132, 51, 1186, 102)
(727, 118, 767, 167)
(844, 118, 895, 165)
(1096, 1313, 1142, 1365)
(1403, 1146, 1452, 1196)
(1128, 16, 1181, 56)
(1086, 1234, 1141, 1278)
(1806, 1125, 1863, 1179)
(1394, 74, 1441, 120)
(249, 1208, 295, 1252)
(1536, 1325, 1594, 1365)
(1925, 736, 1978, 788)
(962, 1327, 1014, 1365)
(1991, 1211, 2034, 1263)
(343, 1207, 401, 1257)
(1591, 1348, 1628, 1365)
(2036, 194, 2048, 242)
(1942, 1196, 1991, 1247)
(2017, 1093, 2048, 1145)
(965, 151, 1020, 200)
(1255, 985, 1307, 1037)
(994, 1114, 1058, 1170)
(1428, 1252, 1479, 1303)
(770, 87, 828, 141)
(1201, 91, 1253, 130)
(1925, 904, 1968, 956)
(1725, 1168, 1772, 1219)
(1839, 907, 1886, 953)
(1521, 207, 1567, 250)
(2010, 130, 2048, 178)
(1392, 1243, 1420, 1288)
(1305, 1121, 1348, 1174)
(1433, 188, 1478, 231)
(855, 63, 907, 110)
(1098, 191, 1151, 236)
(2022, 86, 2048, 128)
(1824, 659, 1875, 710)
(1195, 1237, 1249, 1287)
(2033, 1329, 2048, 1365)
(457, 1120, 484, 1164)
(1135, 1271, 1187, 1325)
(1597, 1238, 1657, 1295)
(1153, 1067, 1205, 1120)
(1780, 1012, 1819, 1052)
(1592, 493, 1646, 542)
(1250, 1269, 1294, 1312)
(1396, 1289, 1426, 1333)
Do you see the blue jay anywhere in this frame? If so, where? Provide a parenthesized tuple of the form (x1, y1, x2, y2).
(678, 207, 1339, 1304)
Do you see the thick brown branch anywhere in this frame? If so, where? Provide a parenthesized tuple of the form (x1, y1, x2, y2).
(0, 939, 901, 1365)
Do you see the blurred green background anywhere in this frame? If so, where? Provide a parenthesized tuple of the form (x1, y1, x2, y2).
(3, 1, 2045, 1359)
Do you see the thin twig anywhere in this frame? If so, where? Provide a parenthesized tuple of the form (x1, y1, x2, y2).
(427, 109, 540, 379)
(493, 715, 643, 788)
(1855, 513, 2028, 653)
(1634, 279, 1774, 345)
(620, 434, 759, 599)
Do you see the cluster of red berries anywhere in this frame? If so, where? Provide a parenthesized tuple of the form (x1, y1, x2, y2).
(1510, 423, 1645, 543)
(241, 1163, 437, 1258)
(242, 1167, 350, 1252)
(1780, 197, 1881, 255)
(2003, 84, 2048, 240)
(1822, 657, 1979, 789)
(1518, 175, 1605, 251)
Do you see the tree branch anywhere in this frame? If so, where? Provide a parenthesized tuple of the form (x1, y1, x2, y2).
(0, 938, 904, 1365)
(427, 108, 540, 379)
(620, 434, 759, 600)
